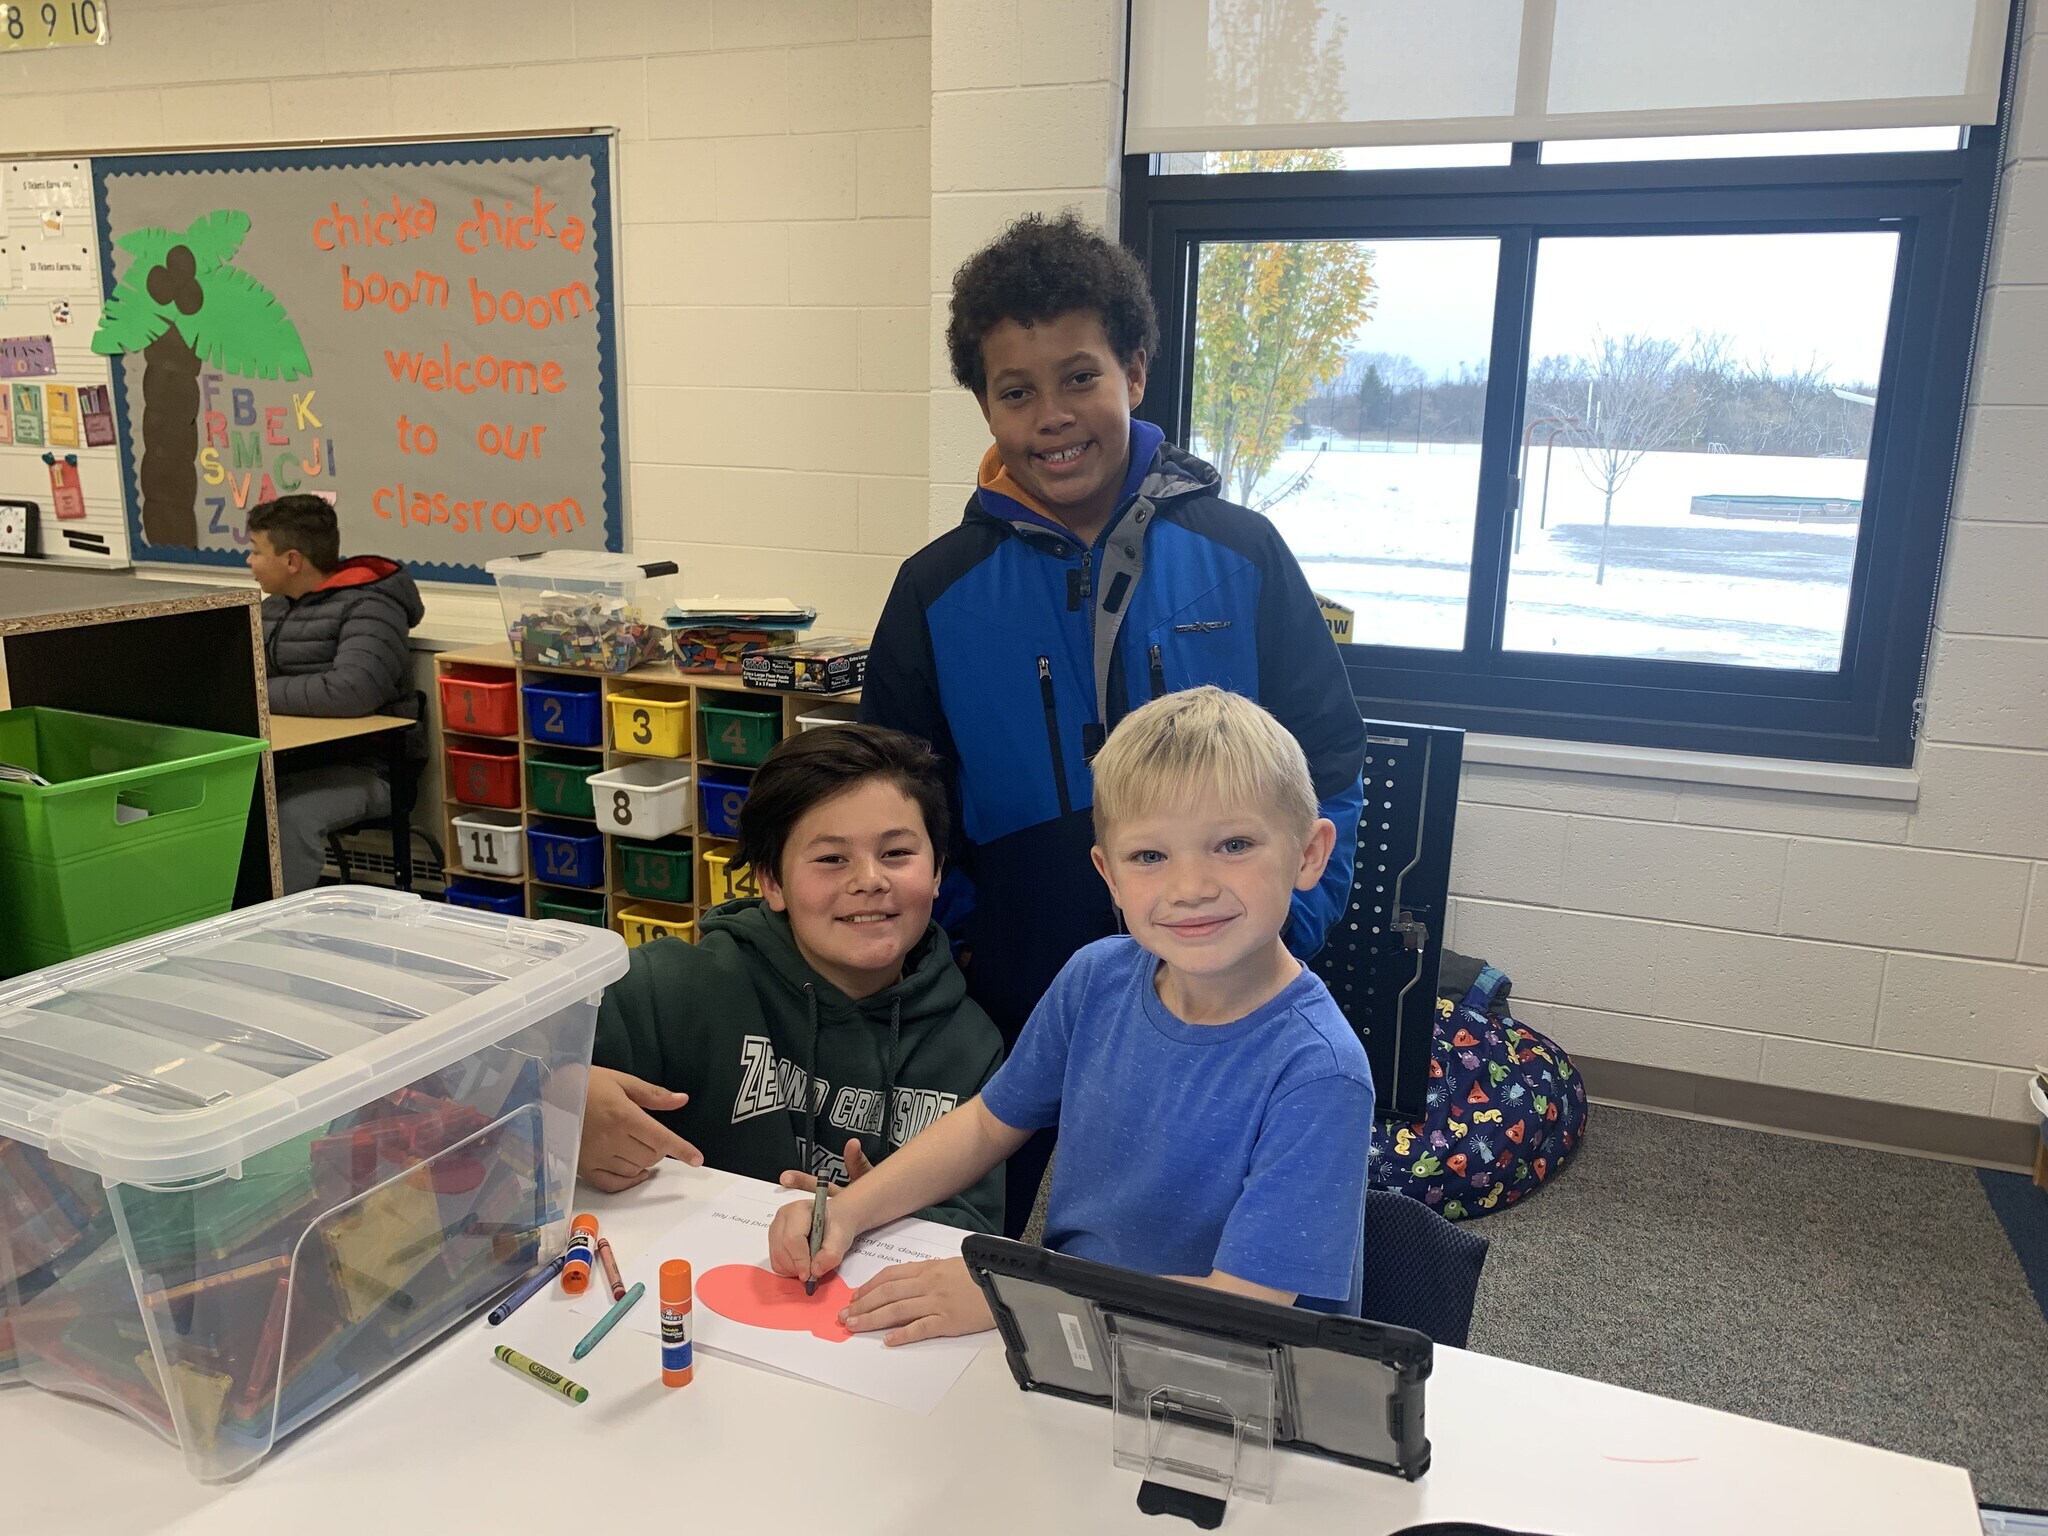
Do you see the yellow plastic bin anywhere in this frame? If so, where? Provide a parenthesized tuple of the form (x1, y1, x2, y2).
(608, 692, 690, 758)
(700, 843, 760, 905)
(617, 904, 695, 949)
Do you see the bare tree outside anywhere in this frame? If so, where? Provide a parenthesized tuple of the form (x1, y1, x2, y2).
(1537, 333, 1712, 584)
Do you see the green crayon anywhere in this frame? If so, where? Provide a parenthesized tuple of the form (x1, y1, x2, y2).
(492, 1344, 590, 1404)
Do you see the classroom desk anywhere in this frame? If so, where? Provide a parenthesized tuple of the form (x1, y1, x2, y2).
(0, 1166, 1980, 1536)
(269, 711, 416, 891)
(0, 566, 281, 902)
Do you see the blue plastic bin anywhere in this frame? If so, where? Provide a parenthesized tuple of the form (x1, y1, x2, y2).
(443, 877, 524, 915)
(522, 678, 604, 748)
(526, 820, 605, 889)
(697, 766, 752, 839)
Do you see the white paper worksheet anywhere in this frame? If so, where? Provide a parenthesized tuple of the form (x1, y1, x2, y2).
(573, 1183, 985, 1414)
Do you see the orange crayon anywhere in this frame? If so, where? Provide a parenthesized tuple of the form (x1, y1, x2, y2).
(660, 1260, 693, 1387)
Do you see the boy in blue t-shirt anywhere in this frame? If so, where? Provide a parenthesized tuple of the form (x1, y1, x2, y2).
(768, 686, 1375, 1340)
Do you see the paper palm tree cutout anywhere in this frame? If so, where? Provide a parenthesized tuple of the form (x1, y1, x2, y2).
(91, 210, 310, 549)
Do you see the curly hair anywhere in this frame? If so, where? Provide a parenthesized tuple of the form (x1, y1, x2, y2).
(946, 212, 1159, 397)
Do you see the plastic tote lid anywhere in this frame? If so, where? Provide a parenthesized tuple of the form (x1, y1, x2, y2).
(0, 889, 627, 1185)
(485, 551, 679, 587)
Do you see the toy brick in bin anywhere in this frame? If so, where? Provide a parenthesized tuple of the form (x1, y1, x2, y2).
(740, 636, 869, 695)
(0, 889, 627, 1481)
(486, 551, 680, 674)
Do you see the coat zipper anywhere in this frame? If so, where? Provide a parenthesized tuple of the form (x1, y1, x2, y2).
(1037, 655, 1073, 816)
(1148, 643, 1165, 700)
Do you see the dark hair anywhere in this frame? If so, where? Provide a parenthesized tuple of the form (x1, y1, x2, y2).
(734, 723, 950, 886)
(946, 211, 1159, 397)
(247, 494, 340, 572)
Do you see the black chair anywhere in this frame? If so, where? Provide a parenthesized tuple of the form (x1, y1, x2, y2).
(324, 689, 443, 892)
(1360, 1187, 1490, 1349)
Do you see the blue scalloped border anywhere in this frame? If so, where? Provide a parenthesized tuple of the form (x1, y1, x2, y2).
(92, 134, 625, 584)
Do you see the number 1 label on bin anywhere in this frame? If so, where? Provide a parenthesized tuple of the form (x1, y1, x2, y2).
(468, 829, 497, 867)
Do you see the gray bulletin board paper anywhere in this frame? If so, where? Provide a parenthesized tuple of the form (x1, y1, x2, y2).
(92, 134, 624, 581)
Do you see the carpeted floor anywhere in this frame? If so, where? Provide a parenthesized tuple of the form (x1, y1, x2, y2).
(1465, 1104, 2048, 1509)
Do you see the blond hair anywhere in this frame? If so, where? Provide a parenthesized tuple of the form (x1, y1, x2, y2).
(1092, 686, 1318, 841)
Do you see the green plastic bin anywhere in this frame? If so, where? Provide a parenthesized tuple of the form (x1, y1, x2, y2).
(618, 835, 694, 903)
(699, 698, 782, 767)
(0, 707, 266, 978)
(534, 888, 608, 926)
(525, 754, 600, 819)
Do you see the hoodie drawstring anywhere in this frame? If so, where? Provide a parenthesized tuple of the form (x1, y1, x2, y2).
(802, 982, 820, 1175)
(878, 998, 902, 1167)
(801, 985, 905, 1182)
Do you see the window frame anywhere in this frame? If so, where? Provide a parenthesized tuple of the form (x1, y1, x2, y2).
(1122, 124, 2007, 766)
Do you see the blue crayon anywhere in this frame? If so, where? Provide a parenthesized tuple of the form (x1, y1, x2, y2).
(488, 1252, 568, 1326)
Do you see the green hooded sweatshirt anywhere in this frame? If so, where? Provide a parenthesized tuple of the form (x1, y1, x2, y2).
(592, 899, 1006, 1234)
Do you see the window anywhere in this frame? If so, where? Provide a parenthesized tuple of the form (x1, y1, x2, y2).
(1126, 127, 2005, 764)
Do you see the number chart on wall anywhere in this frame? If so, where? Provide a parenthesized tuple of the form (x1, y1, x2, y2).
(92, 134, 625, 581)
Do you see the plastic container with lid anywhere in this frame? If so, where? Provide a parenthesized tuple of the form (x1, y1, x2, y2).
(0, 888, 627, 1481)
(485, 552, 678, 675)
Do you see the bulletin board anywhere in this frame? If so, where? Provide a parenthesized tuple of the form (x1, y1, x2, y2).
(92, 134, 625, 582)
(0, 158, 129, 566)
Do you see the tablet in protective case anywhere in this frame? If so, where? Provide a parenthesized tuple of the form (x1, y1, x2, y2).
(963, 1234, 1432, 1482)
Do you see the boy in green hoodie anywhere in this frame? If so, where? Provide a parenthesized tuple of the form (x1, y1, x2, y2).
(579, 724, 1007, 1233)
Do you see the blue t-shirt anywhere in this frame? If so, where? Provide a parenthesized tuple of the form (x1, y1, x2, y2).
(980, 936, 1374, 1313)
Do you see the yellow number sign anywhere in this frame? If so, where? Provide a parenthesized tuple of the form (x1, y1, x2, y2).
(1, 1, 109, 49)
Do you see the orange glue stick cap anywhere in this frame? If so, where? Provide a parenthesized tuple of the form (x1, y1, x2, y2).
(561, 1213, 599, 1295)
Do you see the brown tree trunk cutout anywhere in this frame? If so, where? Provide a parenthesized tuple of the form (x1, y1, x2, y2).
(139, 326, 201, 549)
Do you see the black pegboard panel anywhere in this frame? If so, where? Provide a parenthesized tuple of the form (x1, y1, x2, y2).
(1311, 719, 1463, 1123)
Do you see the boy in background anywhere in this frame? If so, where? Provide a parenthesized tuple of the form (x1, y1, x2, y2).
(247, 495, 422, 893)
(582, 724, 1006, 1234)
(770, 688, 1374, 1340)
(861, 212, 1366, 1232)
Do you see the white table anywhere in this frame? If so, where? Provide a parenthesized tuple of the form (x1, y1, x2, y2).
(3, 1166, 1981, 1535)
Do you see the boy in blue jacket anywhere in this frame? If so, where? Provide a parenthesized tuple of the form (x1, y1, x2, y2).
(861, 213, 1366, 1232)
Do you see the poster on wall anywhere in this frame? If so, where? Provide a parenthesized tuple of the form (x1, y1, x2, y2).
(92, 134, 624, 581)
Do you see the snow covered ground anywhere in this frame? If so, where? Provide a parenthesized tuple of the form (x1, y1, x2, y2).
(1202, 439, 1868, 670)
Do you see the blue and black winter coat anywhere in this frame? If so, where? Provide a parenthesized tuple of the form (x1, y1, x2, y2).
(861, 419, 1367, 1043)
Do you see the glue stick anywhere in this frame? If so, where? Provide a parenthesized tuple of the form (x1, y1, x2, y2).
(561, 1213, 599, 1295)
(660, 1259, 693, 1387)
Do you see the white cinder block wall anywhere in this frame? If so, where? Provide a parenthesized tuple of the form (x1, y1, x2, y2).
(2, 0, 2041, 1130)
(0, 0, 934, 634)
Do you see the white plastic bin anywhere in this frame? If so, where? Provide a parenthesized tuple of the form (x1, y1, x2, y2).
(451, 808, 525, 878)
(0, 889, 627, 1481)
(588, 759, 693, 839)
(795, 705, 858, 732)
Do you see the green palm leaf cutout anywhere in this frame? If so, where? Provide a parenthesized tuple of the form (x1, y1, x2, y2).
(91, 270, 173, 356)
(180, 263, 310, 381)
(179, 209, 250, 269)
(112, 224, 179, 265)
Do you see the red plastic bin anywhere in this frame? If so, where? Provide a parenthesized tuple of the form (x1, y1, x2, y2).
(446, 739, 521, 808)
(438, 665, 519, 738)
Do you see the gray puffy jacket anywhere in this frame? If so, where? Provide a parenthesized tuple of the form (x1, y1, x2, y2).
(262, 557, 425, 732)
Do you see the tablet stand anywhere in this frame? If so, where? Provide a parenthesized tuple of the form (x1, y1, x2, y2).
(1109, 1314, 1282, 1526)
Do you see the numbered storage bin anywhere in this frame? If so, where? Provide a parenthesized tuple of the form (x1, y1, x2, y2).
(0, 707, 267, 979)
(698, 765, 752, 839)
(443, 876, 525, 915)
(796, 704, 858, 733)
(526, 754, 601, 820)
(618, 835, 694, 904)
(451, 808, 525, 879)
(608, 691, 690, 758)
(618, 904, 695, 949)
(701, 842, 760, 905)
(0, 889, 627, 1480)
(589, 759, 692, 839)
(526, 820, 604, 889)
(437, 664, 519, 738)
(522, 677, 603, 748)
(446, 739, 521, 809)
(535, 889, 608, 927)
(699, 696, 782, 767)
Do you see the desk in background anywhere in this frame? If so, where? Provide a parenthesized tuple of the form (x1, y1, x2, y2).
(0, 1164, 1980, 1536)
(269, 712, 417, 893)
(0, 566, 280, 903)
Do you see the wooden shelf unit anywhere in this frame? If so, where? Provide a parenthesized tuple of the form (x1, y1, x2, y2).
(432, 645, 860, 940)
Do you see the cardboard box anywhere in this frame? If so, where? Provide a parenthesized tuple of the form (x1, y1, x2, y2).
(741, 637, 869, 695)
